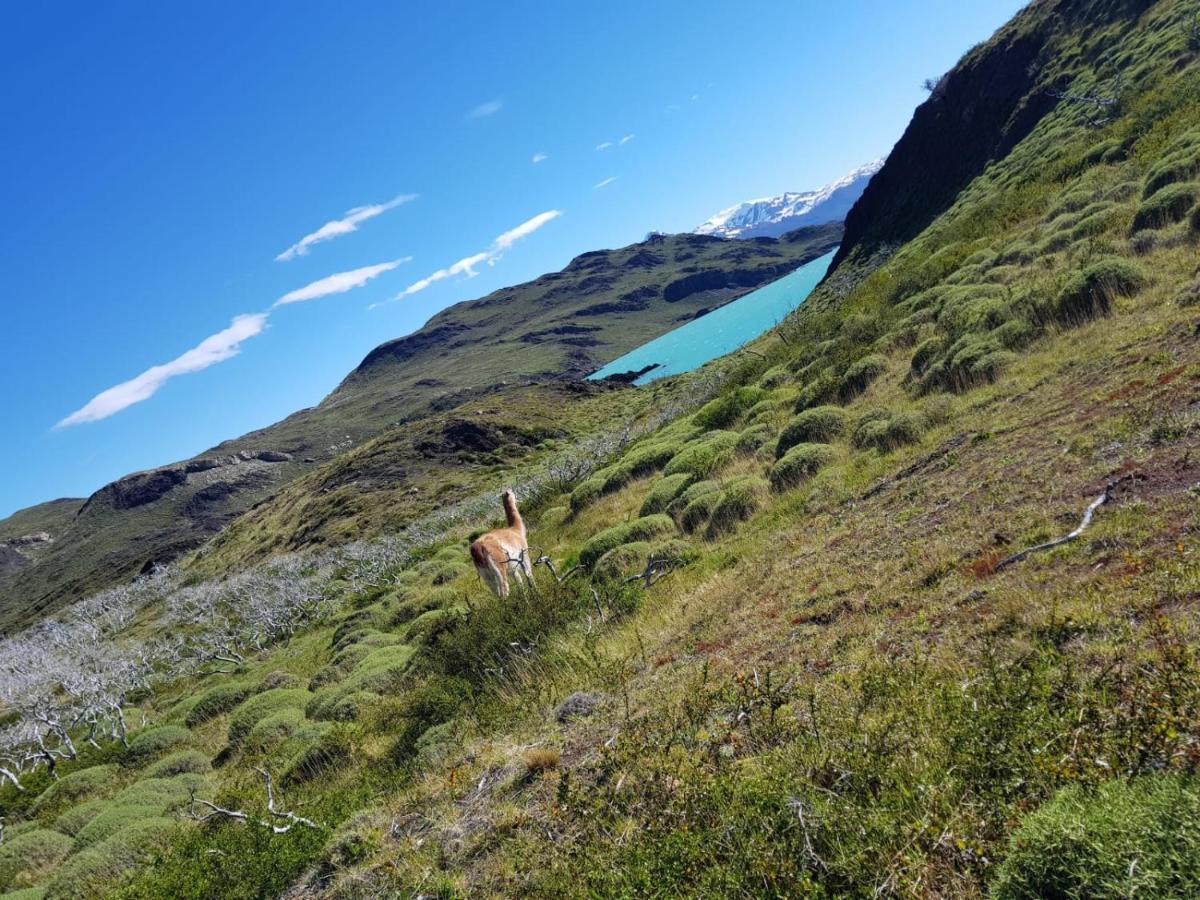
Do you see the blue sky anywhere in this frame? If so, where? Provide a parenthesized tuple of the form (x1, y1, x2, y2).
(0, 0, 1024, 517)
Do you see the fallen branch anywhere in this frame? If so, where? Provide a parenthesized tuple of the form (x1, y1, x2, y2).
(187, 768, 321, 834)
(622, 556, 681, 587)
(994, 475, 1132, 572)
(532, 552, 587, 585)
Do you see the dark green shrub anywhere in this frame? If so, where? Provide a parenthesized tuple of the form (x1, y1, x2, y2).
(793, 372, 838, 412)
(663, 432, 738, 480)
(769, 444, 836, 492)
(387, 676, 475, 763)
(307, 646, 416, 721)
(227, 689, 312, 747)
(852, 410, 926, 451)
(0, 828, 74, 891)
(838, 354, 887, 401)
(1131, 183, 1198, 231)
(668, 480, 721, 520)
(244, 708, 308, 750)
(110, 774, 207, 811)
(55, 798, 109, 837)
(593, 542, 653, 581)
(679, 492, 723, 534)
(734, 423, 773, 456)
(1053, 258, 1144, 326)
(992, 777, 1200, 899)
(776, 407, 848, 458)
(579, 516, 676, 567)
(910, 337, 944, 376)
(143, 749, 210, 779)
(44, 818, 181, 900)
(121, 725, 192, 768)
(622, 441, 683, 479)
(75, 805, 164, 849)
(569, 476, 606, 515)
(1142, 137, 1200, 197)
(707, 478, 766, 536)
(692, 387, 767, 430)
(639, 473, 693, 516)
(184, 682, 255, 727)
(29, 765, 120, 821)
(282, 726, 353, 786)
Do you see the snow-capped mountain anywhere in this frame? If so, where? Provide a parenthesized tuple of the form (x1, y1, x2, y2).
(695, 159, 884, 240)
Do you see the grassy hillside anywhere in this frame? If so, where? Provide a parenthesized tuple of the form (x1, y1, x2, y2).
(0, 226, 839, 633)
(3, 1, 1200, 898)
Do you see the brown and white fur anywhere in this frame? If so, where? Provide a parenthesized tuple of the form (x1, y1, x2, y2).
(469, 489, 531, 598)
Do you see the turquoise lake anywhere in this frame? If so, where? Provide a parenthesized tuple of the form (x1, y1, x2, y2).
(588, 248, 837, 386)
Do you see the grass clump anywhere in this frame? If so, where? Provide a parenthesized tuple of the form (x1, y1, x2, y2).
(852, 410, 926, 452)
(776, 406, 848, 458)
(1131, 183, 1198, 231)
(769, 444, 835, 492)
(183, 682, 255, 727)
(579, 515, 676, 568)
(838, 354, 887, 401)
(679, 491, 723, 534)
(692, 387, 767, 430)
(244, 708, 308, 750)
(29, 765, 120, 822)
(120, 725, 192, 768)
(992, 776, 1200, 899)
(639, 473, 693, 516)
(110, 774, 207, 812)
(734, 423, 773, 456)
(568, 476, 605, 516)
(44, 818, 181, 900)
(593, 542, 653, 581)
(0, 829, 74, 892)
(1053, 258, 1143, 326)
(663, 432, 738, 480)
(707, 478, 766, 537)
(142, 750, 210, 779)
(227, 689, 312, 747)
(74, 806, 163, 849)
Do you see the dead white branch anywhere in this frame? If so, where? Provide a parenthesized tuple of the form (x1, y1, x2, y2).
(995, 475, 1131, 571)
(187, 768, 321, 834)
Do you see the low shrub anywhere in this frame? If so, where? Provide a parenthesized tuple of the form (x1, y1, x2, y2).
(663, 432, 738, 480)
(569, 476, 606, 515)
(679, 492, 723, 534)
(769, 444, 836, 492)
(1131, 183, 1198, 231)
(282, 726, 353, 786)
(621, 441, 683, 479)
(143, 750, 210, 779)
(75, 805, 163, 849)
(793, 372, 839, 412)
(838, 354, 887, 400)
(54, 798, 109, 837)
(579, 516, 676, 568)
(910, 337, 944, 376)
(707, 478, 766, 537)
(1053, 258, 1143, 326)
(29, 765, 120, 821)
(110, 774, 207, 812)
(0, 828, 74, 892)
(734, 423, 774, 456)
(776, 407, 848, 458)
(184, 682, 255, 727)
(593, 542, 653, 581)
(640, 473, 693, 516)
(307, 646, 416, 721)
(852, 410, 926, 451)
(44, 818, 181, 900)
(227, 689, 312, 747)
(992, 776, 1200, 899)
(244, 708, 308, 751)
(692, 387, 768, 430)
(121, 725, 192, 768)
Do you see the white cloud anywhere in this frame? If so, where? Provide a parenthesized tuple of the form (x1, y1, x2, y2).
(57, 313, 269, 427)
(275, 194, 416, 262)
(619, 133, 635, 145)
(468, 99, 503, 119)
(274, 259, 409, 307)
(395, 210, 561, 300)
(531, 152, 548, 164)
(595, 141, 613, 151)
(594, 176, 618, 189)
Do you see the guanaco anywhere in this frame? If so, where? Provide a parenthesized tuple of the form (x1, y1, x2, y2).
(469, 488, 531, 598)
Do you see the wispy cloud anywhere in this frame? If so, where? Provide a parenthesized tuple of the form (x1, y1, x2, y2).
(394, 210, 562, 300)
(595, 141, 613, 151)
(467, 99, 503, 119)
(594, 176, 618, 189)
(57, 314, 269, 427)
(275, 194, 416, 262)
(274, 259, 409, 307)
(531, 152, 548, 164)
(619, 133, 635, 145)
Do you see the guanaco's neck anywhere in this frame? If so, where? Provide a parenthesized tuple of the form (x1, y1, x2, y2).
(503, 492, 524, 534)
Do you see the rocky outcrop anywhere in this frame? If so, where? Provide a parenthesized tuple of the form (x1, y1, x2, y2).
(662, 265, 794, 303)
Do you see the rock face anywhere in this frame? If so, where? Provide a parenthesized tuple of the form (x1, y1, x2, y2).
(106, 468, 189, 510)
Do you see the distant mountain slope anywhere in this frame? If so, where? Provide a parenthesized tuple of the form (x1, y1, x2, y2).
(0, 224, 840, 631)
(695, 161, 882, 239)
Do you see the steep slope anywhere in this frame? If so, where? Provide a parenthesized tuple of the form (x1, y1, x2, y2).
(0, 225, 839, 632)
(695, 160, 882, 239)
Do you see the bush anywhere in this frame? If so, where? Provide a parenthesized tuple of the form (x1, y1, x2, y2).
(593, 542, 654, 581)
(621, 441, 683, 479)
(692, 387, 767, 430)
(569, 476, 605, 515)
(836, 355, 886, 401)
(734, 423, 774, 456)
(663, 432, 738, 480)
(184, 682, 255, 727)
(110, 774, 207, 812)
(639, 473, 693, 516)
(852, 410, 926, 451)
(54, 799, 109, 837)
(143, 750, 210, 779)
(707, 478, 766, 536)
(679, 492, 723, 534)
(579, 516, 676, 568)
(245, 708, 308, 750)
(29, 765, 120, 821)
(74, 805, 163, 849)
(307, 646, 416, 721)
(1053, 258, 1143, 326)
(910, 337, 944, 376)
(769, 444, 836, 492)
(121, 725, 192, 768)
(992, 777, 1200, 899)
(793, 372, 839, 412)
(227, 689, 312, 747)
(282, 725, 353, 786)
(44, 818, 181, 900)
(0, 829, 74, 892)
(776, 407, 848, 458)
(1131, 183, 1198, 231)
